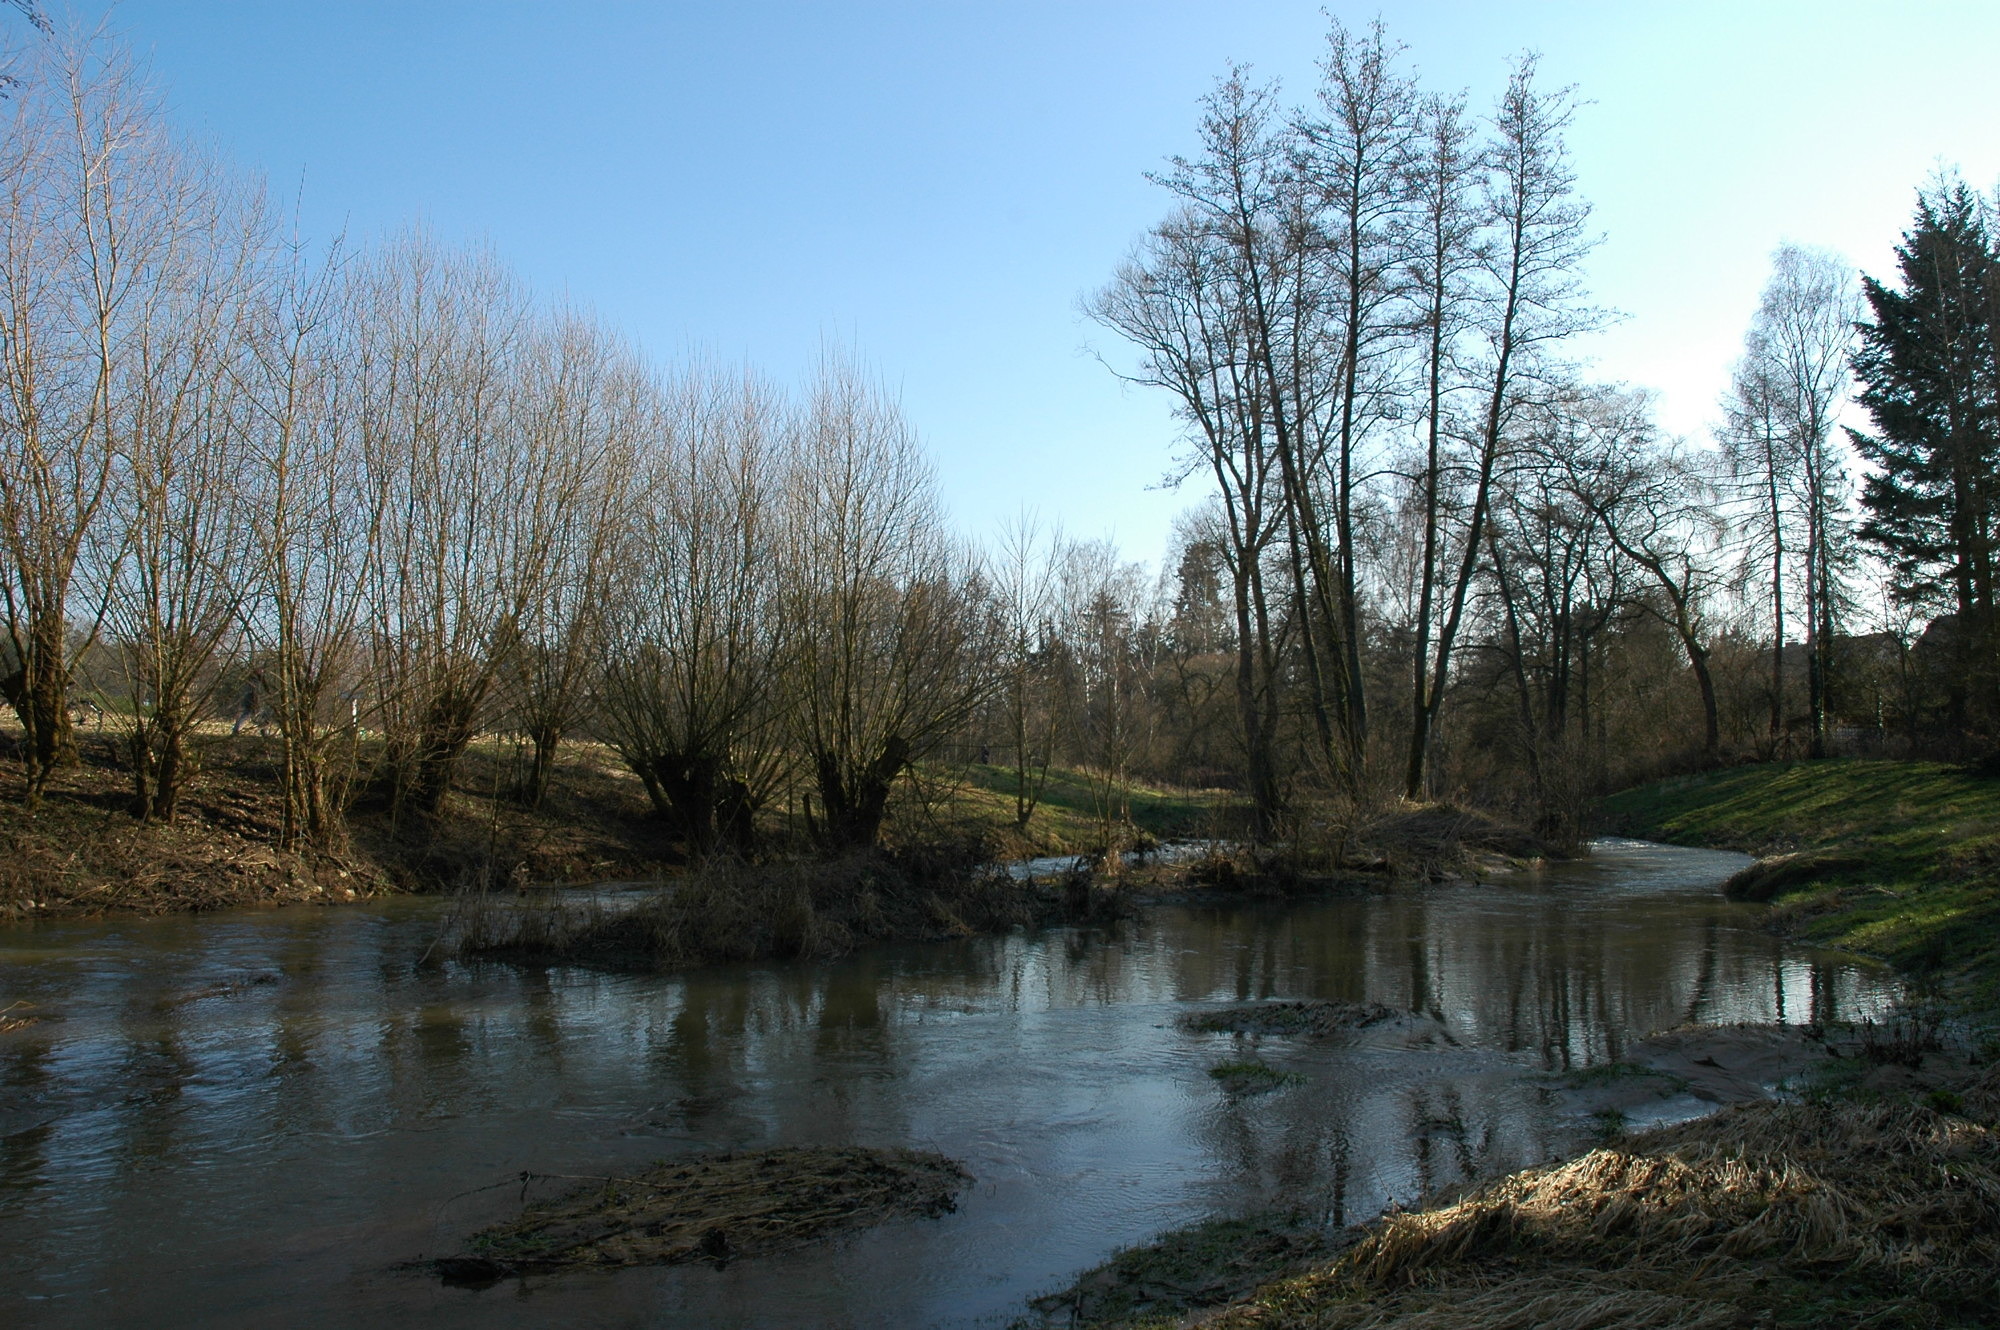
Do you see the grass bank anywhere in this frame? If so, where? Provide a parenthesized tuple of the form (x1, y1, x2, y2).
(914, 762, 1234, 857)
(1602, 759, 2000, 1009)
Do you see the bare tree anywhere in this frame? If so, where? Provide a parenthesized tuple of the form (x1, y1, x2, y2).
(504, 310, 640, 808)
(0, 35, 154, 799)
(1563, 387, 1727, 767)
(1399, 89, 1483, 798)
(1719, 341, 1793, 752)
(595, 362, 790, 855)
(241, 235, 374, 851)
(1088, 209, 1286, 832)
(782, 357, 991, 852)
(1414, 54, 1600, 799)
(989, 509, 1068, 830)
(1732, 244, 1861, 757)
(352, 230, 537, 822)
(1295, 18, 1420, 770)
(1057, 537, 1154, 861)
(100, 148, 271, 821)
(1483, 397, 1627, 840)
(1151, 71, 1359, 792)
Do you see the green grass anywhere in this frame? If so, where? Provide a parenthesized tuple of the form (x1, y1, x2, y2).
(1602, 759, 2000, 1011)
(1207, 1060, 1304, 1094)
(1015, 1212, 1332, 1329)
(914, 763, 1232, 853)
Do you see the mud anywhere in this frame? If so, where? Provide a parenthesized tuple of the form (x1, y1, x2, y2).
(436, 1146, 971, 1284)
(1178, 1000, 1459, 1050)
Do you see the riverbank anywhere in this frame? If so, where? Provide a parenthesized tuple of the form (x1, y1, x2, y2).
(2, 715, 1551, 934)
(1029, 1023, 1999, 1328)
(0, 731, 677, 918)
(1193, 1063, 2000, 1329)
(1603, 759, 2000, 1009)
(0, 834, 1879, 1326)
(0, 726, 1223, 921)
(1026, 761, 2000, 1329)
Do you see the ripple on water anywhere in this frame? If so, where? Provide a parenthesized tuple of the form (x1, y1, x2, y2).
(0, 840, 1898, 1328)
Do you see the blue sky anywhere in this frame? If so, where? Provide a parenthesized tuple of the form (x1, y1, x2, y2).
(78, 1, 2000, 569)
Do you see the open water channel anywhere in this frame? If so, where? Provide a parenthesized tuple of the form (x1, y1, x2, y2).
(0, 839, 1897, 1327)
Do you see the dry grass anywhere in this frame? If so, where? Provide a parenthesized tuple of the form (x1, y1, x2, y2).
(1179, 1001, 1404, 1038)
(437, 1145, 969, 1283)
(0, 722, 677, 917)
(1175, 802, 1547, 899)
(1204, 1065, 2000, 1330)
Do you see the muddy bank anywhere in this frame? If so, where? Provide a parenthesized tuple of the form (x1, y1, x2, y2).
(1158, 804, 1551, 901)
(0, 734, 675, 919)
(433, 1146, 969, 1285)
(453, 843, 1133, 970)
(1025, 1213, 1352, 1327)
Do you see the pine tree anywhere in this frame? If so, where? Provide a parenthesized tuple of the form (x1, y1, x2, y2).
(1851, 181, 2000, 730)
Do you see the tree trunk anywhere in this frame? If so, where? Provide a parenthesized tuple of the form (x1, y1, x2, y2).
(813, 736, 909, 853)
(524, 722, 561, 809)
(4, 619, 80, 800)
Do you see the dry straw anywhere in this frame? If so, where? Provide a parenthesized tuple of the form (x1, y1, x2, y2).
(1208, 1071, 2000, 1329)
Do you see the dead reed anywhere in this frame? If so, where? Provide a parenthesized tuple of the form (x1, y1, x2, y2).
(1207, 1074, 2000, 1329)
(453, 840, 1092, 969)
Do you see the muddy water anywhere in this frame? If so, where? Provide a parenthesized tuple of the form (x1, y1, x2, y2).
(1, 840, 1894, 1328)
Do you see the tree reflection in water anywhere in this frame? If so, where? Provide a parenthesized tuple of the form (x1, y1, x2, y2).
(0, 840, 1895, 1328)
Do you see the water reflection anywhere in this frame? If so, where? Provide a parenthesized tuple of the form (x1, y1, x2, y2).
(0, 840, 1895, 1327)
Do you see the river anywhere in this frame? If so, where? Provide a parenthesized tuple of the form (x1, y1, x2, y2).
(0, 839, 1896, 1328)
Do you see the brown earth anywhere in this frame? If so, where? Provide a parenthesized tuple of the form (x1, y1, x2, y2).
(1178, 1000, 1461, 1051)
(0, 726, 676, 919)
(434, 1145, 971, 1284)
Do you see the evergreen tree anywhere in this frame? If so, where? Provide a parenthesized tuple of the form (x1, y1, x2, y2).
(1851, 181, 2000, 731)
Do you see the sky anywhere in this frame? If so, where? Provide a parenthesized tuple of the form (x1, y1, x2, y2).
(55, 1, 2000, 571)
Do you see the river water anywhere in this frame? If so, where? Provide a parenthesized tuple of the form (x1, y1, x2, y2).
(0, 839, 1896, 1328)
